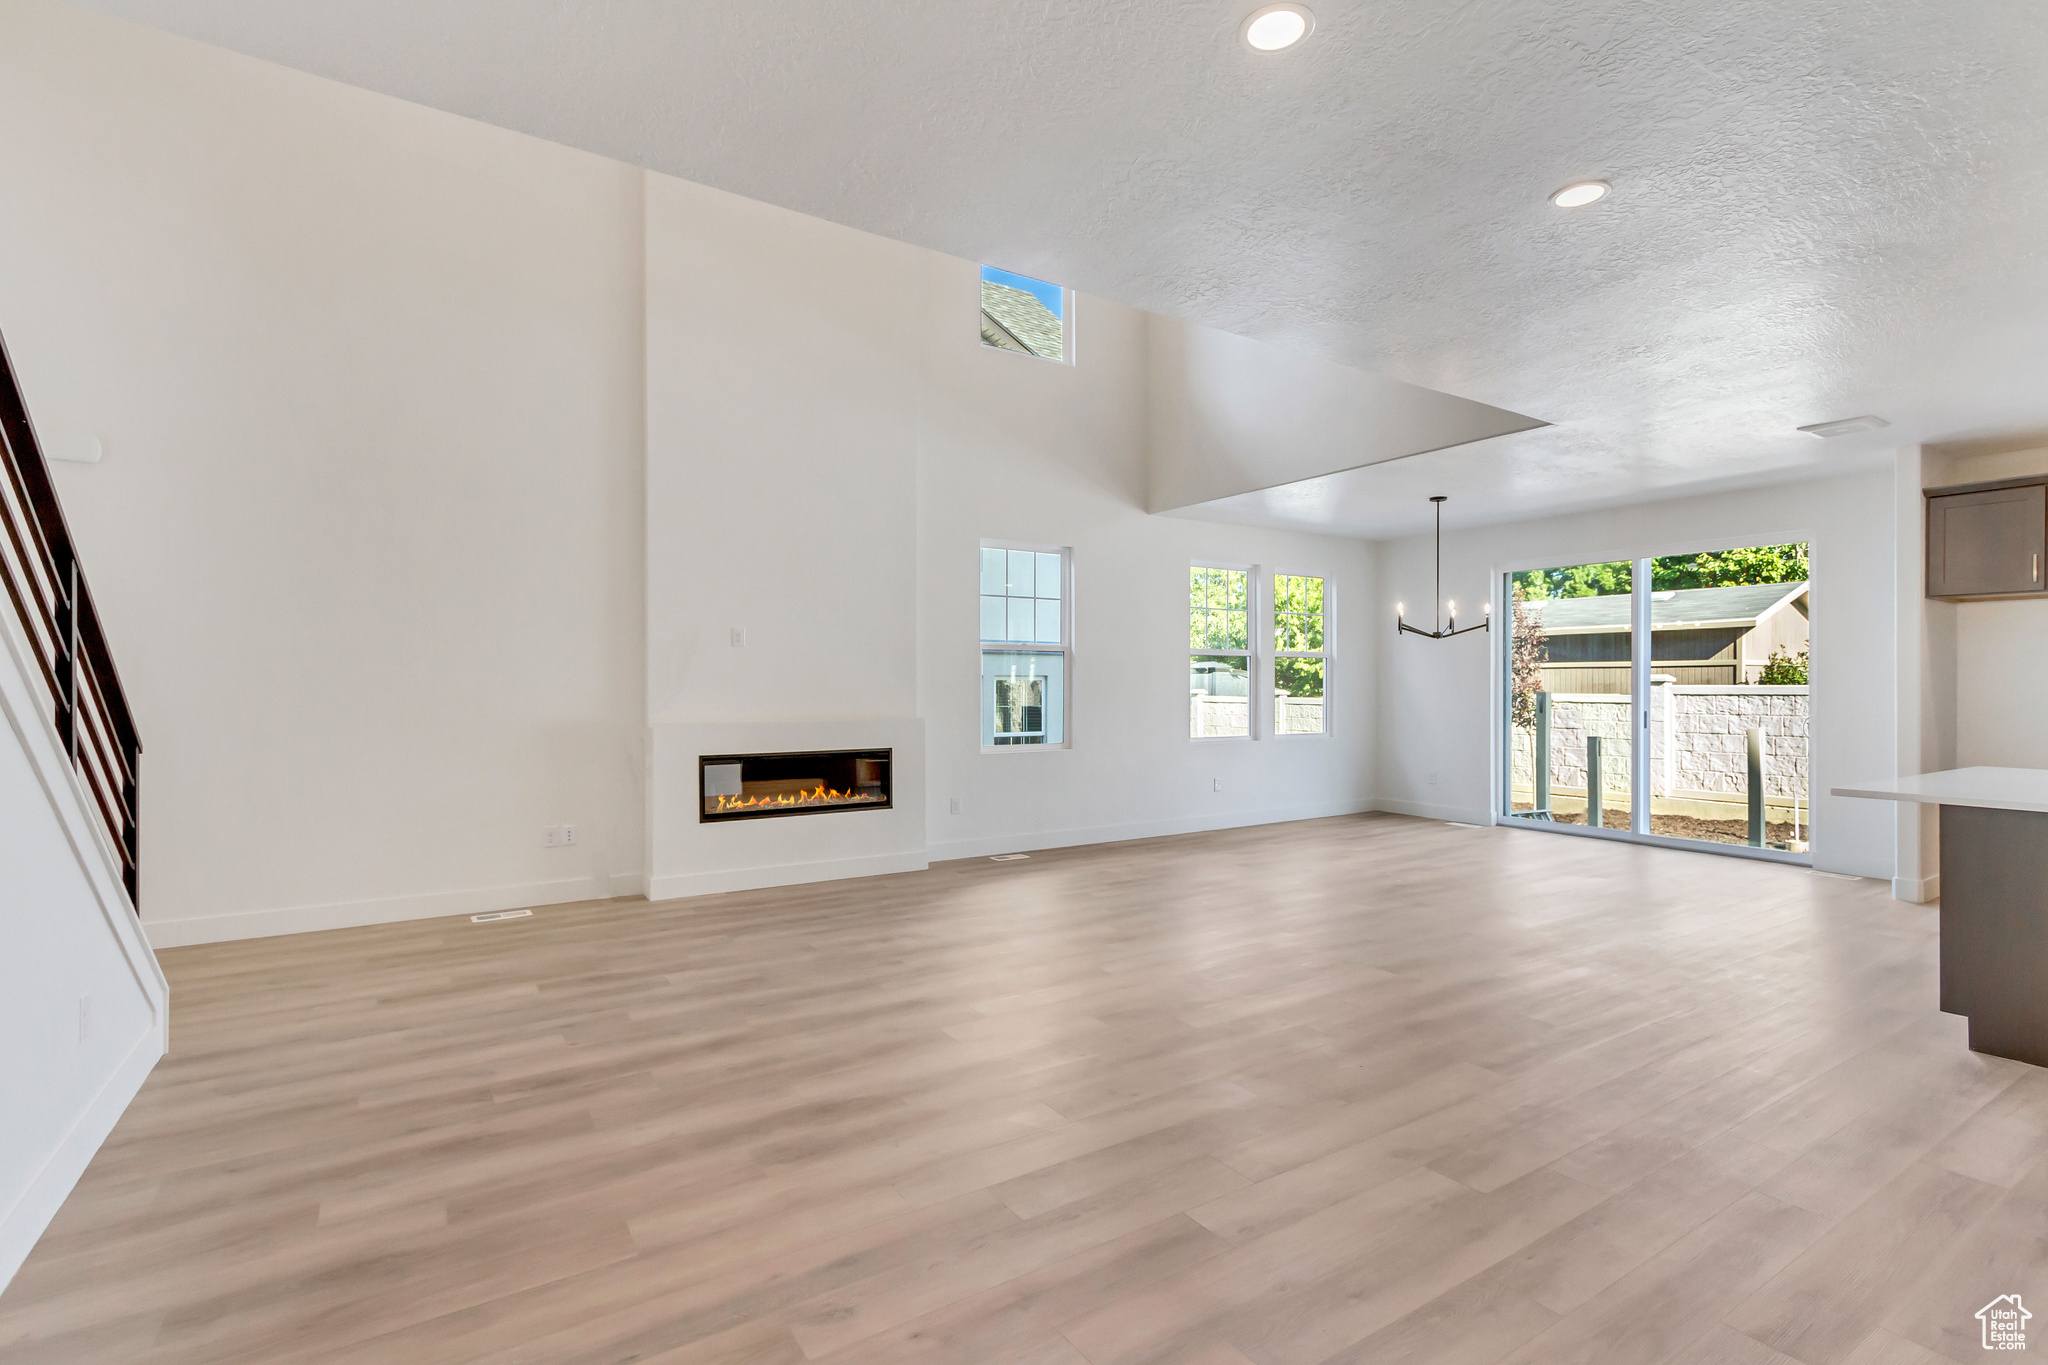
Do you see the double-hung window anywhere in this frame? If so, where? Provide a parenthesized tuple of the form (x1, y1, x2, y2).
(981, 544, 1070, 748)
(1274, 574, 1328, 735)
(1190, 566, 1253, 738)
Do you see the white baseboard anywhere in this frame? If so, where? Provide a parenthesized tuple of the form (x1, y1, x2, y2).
(1370, 796, 1494, 825)
(1892, 873, 1940, 904)
(143, 874, 636, 948)
(649, 849, 930, 902)
(0, 1022, 160, 1290)
(925, 799, 1376, 863)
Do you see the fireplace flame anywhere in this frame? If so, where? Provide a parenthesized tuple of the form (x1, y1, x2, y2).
(710, 784, 884, 813)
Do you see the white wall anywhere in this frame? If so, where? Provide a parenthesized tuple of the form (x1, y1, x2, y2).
(1142, 315, 1542, 513)
(0, 0, 649, 943)
(1375, 470, 1898, 880)
(644, 175, 921, 727)
(1957, 600, 2048, 764)
(641, 174, 1378, 878)
(0, 594, 166, 1288)
(922, 291, 1377, 857)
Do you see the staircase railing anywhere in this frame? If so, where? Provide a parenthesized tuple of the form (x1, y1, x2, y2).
(0, 328, 141, 908)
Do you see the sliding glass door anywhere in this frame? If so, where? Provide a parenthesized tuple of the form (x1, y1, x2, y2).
(1502, 544, 1811, 861)
(1643, 546, 1811, 852)
(1505, 559, 1636, 832)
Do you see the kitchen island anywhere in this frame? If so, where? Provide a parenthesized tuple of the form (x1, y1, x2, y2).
(1835, 766, 2048, 1065)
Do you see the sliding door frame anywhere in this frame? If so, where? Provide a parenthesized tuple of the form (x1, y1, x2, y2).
(1631, 556, 1652, 837)
(1492, 545, 1812, 867)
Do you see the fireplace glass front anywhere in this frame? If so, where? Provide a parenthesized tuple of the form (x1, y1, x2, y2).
(699, 748, 891, 822)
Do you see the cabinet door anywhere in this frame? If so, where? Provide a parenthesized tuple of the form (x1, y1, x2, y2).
(1929, 485, 2047, 598)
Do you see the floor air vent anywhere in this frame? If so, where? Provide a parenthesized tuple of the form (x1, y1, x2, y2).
(989, 854, 1031, 862)
(471, 909, 534, 923)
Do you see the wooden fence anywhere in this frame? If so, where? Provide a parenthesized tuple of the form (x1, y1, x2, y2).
(1539, 661, 1742, 692)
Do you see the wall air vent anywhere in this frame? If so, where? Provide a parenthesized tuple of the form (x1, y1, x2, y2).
(1796, 415, 1889, 438)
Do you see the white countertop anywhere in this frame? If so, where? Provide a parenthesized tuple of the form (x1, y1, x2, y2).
(1832, 767, 2048, 813)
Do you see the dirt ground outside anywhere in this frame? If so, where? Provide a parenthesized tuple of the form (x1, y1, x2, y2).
(1542, 806, 1804, 846)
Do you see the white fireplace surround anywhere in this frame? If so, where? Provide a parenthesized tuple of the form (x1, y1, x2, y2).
(648, 719, 927, 900)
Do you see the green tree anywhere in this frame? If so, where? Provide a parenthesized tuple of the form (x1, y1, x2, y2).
(1274, 574, 1325, 698)
(1650, 543, 1808, 590)
(1511, 561, 1631, 599)
(1189, 566, 1249, 648)
(1512, 545, 1809, 600)
(1509, 588, 1546, 728)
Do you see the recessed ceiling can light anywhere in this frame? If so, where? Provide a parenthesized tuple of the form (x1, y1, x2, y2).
(1550, 181, 1609, 208)
(1242, 3, 1314, 52)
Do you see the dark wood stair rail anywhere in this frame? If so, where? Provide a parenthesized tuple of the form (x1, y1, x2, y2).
(0, 327, 141, 908)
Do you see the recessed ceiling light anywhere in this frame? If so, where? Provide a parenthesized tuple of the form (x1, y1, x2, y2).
(1550, 181, 1609, 208)
(1242, 4, 1314, 52)
(1797, 415, 1890, 438)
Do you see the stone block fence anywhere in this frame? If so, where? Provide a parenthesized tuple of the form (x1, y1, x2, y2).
(1511, 683, 1808, 809)
(1192, 694, 1324, 736)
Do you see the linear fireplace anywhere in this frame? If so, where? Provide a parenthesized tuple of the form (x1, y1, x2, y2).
(699, 748, 892, 822)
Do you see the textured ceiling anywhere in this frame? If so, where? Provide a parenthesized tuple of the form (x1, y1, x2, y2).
(65, 0, 2048, 536)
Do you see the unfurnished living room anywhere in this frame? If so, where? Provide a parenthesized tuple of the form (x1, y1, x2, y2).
(5, 2, 2048, 1362)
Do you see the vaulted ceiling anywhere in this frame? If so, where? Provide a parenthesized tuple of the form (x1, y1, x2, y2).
(67, 0, 2048, 535)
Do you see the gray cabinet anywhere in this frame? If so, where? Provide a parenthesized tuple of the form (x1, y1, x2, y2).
(1927, 480, 2047, 600)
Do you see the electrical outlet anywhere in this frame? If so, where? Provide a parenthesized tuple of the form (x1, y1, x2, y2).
(1212, 777, 1223, 793)
(730, 627, 745, 647)
(544, 826, 559, 847)
(562, 824, 576, 846)
(78, 993, 90, 1044)
(1428, 771, 1440, 787)
(949, 797, 961, 815)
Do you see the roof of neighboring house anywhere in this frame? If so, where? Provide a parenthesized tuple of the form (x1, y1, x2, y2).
(1521, 581, 1807, 635)
(980, 282, 1063, 360)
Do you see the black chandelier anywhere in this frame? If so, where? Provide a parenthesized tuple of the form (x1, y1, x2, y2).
(1397, 496, 1490, 639)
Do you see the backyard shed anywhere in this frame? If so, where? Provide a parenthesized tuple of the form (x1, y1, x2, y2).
(1525, 581, 1809, 692)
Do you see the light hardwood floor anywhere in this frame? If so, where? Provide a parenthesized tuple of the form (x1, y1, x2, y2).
(4, 814, 2044, 1364)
